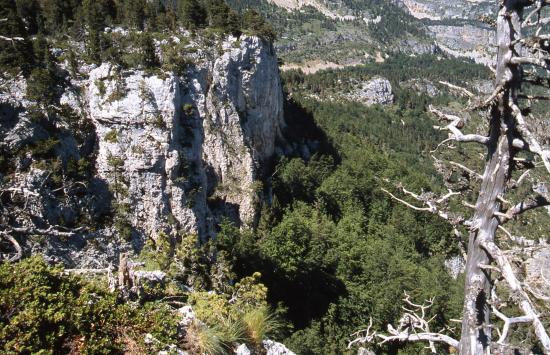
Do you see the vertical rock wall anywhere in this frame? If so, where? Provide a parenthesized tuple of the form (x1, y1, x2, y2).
(87, 35, 284, 242)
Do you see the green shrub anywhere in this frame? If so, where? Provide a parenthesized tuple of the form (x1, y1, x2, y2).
(0, 257, 179, 354)
(242, 306, 281, 348)
(107, 154, 125, 169)
(26, 68, 57, 104)
(153, 114, 165, 128)
(184, 321, 226, 355)
(95, 80, 106, 97)
(182, 103, 194, 117)
(107, 79, 127, 102)
(113, 202, 132, 241)
(242, 9, 276, 42)
(29, 137, 60, 158)
(105, 129, 118, 143)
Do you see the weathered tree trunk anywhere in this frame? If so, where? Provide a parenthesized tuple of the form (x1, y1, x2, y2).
(459, 2, 521, 353)
(459, 122, 511, 354)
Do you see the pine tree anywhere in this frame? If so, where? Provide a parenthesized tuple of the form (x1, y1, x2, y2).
(140, 33, 158, 69)
(178, 0, 206, 29)
(122, 0, 146, 30)
(0, 0, 34, 75)
(205, 0, 231, 30)
(86, 28, 102, 64)
(242, 9, 275, 42)
(226, 9, 241, 37)
(26, 42, 58, 105)
(40, 0, 76, 35)
(14, 0, 40, 34)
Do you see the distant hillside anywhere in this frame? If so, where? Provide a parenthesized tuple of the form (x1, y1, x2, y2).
(227, 0, 496, 67)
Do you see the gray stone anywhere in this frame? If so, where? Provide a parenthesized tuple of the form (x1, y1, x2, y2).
(263, 339, 296, 355)
(525, 247, 550, 299)
(235, 343, 252, 355)
(349, 78, 393, 106)
(86, 35, 284, 244)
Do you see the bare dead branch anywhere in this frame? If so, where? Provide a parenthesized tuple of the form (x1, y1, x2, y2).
(480, 240, 550, 351)
(10, 225, 85, 237)
(447, 160, 483, 180)
(0, 231, 22, 262)
(497, 225, 513, 239)
(381, 186, 463, 225)
(511, 169, 532, 189)
(1, 187, 40, 197)
(0, 35, 24, 42)
(492, 306, 534, 345)
(510, 55, 550, 68)
(376, 332, 460, 350)
(471, 84, 504, 110)
(510, 102, 550, 173)
(523, 0, 544, 27)
(381, 188, 433, 213)
(518, 94, 550, 101)
(496, 194, 550, 224)
(438, 81, 474, 98)
(428, 106, 490, 147)
(348, 294, 460, 351)
(63, 268, 111, 275)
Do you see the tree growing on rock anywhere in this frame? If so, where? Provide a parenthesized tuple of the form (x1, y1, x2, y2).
(351, 1, 550, 354)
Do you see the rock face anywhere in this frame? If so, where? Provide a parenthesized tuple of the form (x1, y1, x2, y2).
(429, 24, 495, 66)
(87, 35, 284, 242)
(525, 246, 550, 300)
(398, 0, 496, 66)
(400, 0, 494, 21)
(0, 34, 284, 266)
(349, 78, 393, 106)
(266, 0, 356, 20)
(402, 79, 440, 97)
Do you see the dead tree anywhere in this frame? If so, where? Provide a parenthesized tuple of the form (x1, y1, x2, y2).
(351, 1, 550, 354)
(0, 175, 86, 262)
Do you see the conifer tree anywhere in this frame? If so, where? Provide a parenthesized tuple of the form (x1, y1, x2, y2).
(122, 0, 146, 30)
(140, 33, 158, 69)
(14, 0, 40, 34)
(178, 0, 206, 29)
(205, 0, 232, 30)
(242, 9, 275, 42)
(0, 0, 33, 75)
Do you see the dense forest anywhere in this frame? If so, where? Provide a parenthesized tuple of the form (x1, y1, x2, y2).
(1, 0, 275, 76)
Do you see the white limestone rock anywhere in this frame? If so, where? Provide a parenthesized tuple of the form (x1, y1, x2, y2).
(263, 339, 296, 355)
(349, 78, 393, 106)
(177, 305, 196, 327)
(525, 247, 550, 299)
(429, 24, 495, 66)
(86, 35, 284, 242)
(235, 343, 252, 355)
(202, 35, 284, 226)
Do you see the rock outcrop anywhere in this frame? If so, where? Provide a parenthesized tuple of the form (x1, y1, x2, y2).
(429, 24, 495, 66)
(348, 78, 393, 106)
(525, 246, 550, 300)
(87, 35, 284, 242)
(0, 34, 284, 265)
(400, 0, 494, 21)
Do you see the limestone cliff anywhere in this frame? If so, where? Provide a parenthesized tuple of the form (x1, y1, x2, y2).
(84, 35, 283, 243)
(400, 0, 493, 21)
(0, 34, 284, 265)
